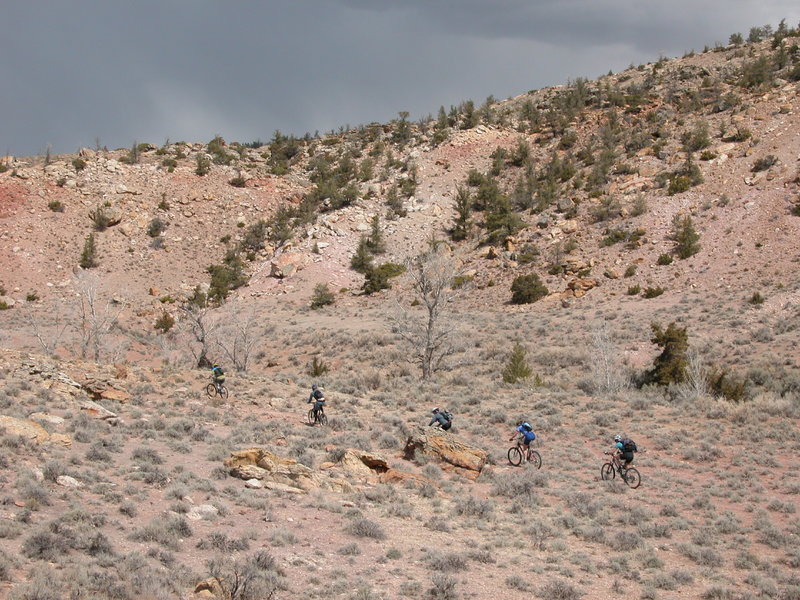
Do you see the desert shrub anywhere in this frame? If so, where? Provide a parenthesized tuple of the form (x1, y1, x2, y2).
(642, 286, 664, 298)
(657, 253, 673, 265)
(196, 532, 250, 552)
(240, 220, 268, 255)
(748, 291, 765, 305)
(502, 341, 533, 383)
(426, 551, 468, 572)
(71, 157, 87, 171)
(752, 155, 778, 172)
(310, 283, 335, 309)
(22, 529, 70, 560)
(452, 496, 494, 519)
(538, 579, 583, 600)
(510, 274, 548, 304)
(706, 366, 748, 402)
(195, 154, 211, 176)
(48, 200, 64, 212)
(79, 233, 99, 269)
(363, 263, 405, 295)
(161, 157, 177, 171)
(207, 255, 248, 303)
(147, 217, 167, 238)
(154, 311, 175, 333)
(89, 206, 113, 231)
(307, 356, 329, 377)
(346, 518, 386, 540)
(229, 175, 247, 187)
(627, 284, 641, 295)
(428, 574, 458, 600)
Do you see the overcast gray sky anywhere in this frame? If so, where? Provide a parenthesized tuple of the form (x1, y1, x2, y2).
(2, 1, 797, 157)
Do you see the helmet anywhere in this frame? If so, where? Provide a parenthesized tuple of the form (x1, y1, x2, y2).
(312, 384, 318, 390)
(614, 434, 622, 442)
(432, 407, 439, 414)
(213, 363, 219, 367)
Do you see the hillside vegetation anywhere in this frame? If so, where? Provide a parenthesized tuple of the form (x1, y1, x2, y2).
(0, 23, 799, 600)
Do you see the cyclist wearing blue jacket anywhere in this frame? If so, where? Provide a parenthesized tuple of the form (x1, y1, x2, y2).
(510, 421, 536, 448)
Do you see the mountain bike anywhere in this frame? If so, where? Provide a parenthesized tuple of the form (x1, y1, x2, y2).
(507, 440, 542, 468)
(601, 451, 641, 488)
(206, 379, 228, 400)
(307, 404, 327, 426)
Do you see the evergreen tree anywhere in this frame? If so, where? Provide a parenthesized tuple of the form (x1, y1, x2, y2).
(502, 341, 533, 383)
(450, 185, 472, 241)
(350, 236, 373, 274)
(647, 322, 689, 385)
(672, 215, 701, 259)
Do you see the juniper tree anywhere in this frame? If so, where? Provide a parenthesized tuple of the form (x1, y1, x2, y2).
(672, 214, 701, 259)
(502, 341, 533, 383)
(450, 185, 472, 241)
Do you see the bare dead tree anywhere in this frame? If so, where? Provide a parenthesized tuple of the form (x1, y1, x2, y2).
(392, 244, 463, 379)
(213, 307, 263, 372)
(73, 272, 123, 361)
(179, 302, 218, 368)
(589, 324, 627, 396)
(24, 302, 70, 357)
(676, 347, 708, 402)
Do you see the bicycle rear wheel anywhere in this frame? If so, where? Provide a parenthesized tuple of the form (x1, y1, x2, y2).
(317, 411, 328, 426)
(507, 447, 523, 466)
(527, 450, 542, 469)
(205, 383, 217, 398)
(601, 462, 616, 481)
(623, 467, 641, 489)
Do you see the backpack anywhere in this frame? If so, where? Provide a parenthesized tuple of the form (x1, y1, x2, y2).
(522, 422, 533, 432)
(442, 410, 453, 422)
(621, 437, 638, 453)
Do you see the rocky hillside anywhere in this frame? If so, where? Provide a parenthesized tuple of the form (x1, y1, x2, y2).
(0, 28, 799, 600)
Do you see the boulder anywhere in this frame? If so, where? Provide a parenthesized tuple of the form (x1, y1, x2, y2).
(336, 449, 388, 481)
(78, 399, 119, 422)
(269, 252, 310, 279)
(0, 416, 50, 444)
(82, 378, 131, 403)
(403, 425, 488, 474)
(224, 448, 352, 493)
(186, 504, 219, 521)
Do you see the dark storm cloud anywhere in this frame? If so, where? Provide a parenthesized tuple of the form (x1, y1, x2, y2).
(1, 1, 796, 156)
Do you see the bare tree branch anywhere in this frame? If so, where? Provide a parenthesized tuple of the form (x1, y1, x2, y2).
(391, 244, 464, 379)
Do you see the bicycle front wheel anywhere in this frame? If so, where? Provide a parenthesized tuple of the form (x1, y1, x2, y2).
(528, 450, 542, 469)
(206, 383, 217, 398)
(307, 409, 316, 425)
(623, 467, 641, 489)
(507, 447, 523, 466)
(601, 462, 616, 481)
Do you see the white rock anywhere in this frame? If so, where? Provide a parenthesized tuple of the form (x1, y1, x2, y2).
(56, 475, 82, 488)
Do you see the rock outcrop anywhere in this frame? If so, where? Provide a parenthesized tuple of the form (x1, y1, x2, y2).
(403, 426, 488, 476)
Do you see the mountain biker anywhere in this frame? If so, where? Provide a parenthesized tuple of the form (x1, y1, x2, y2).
(612, 434, 635, 469)
(211, 363, 225, 389)
(510, 421, 536, 449)
(429, 407, 452, 431)
(308, 384, 326, 420)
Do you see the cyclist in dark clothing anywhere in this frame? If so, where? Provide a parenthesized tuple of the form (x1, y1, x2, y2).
(429, 407, 452, 431)
(308, 384, 326, 420)
(613, 434, 635, 468)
